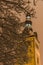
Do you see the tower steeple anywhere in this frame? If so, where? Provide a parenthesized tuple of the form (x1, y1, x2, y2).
(24, 14, 41, 65)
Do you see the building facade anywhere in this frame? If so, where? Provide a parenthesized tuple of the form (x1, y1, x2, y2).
(25, 34, 41, 65)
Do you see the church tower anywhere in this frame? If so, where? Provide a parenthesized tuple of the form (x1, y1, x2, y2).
(24, 15, 41, 65)
(25, 32, 41, 65)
